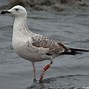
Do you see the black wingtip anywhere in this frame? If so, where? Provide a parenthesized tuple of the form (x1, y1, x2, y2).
(61, 47, 89, 55)
(70, 48, 89, 52)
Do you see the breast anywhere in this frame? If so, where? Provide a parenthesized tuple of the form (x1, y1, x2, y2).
(12, 35, 46, 62)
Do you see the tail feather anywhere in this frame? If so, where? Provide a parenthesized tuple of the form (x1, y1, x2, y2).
(61, 47, 89, 55)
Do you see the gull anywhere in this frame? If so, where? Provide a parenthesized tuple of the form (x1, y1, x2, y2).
(1, 5, 89, 82)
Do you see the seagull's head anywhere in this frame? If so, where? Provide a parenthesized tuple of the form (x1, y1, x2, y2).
(1, 5, 27, 18)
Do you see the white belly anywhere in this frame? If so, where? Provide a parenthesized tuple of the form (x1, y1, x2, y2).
(14, 45, 50, 62)
(12, 36, 50, 62)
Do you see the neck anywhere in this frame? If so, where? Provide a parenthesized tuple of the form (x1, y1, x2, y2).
(14, 16, 27, 29)
(13, 16, 30, 35)
(13, 17, 26, 40)
(13, 16, 32, 37)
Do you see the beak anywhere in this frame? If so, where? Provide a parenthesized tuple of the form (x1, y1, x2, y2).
(1, 10, 11, 14)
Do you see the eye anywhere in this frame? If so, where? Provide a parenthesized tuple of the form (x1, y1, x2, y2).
(15, 8, 19, 11)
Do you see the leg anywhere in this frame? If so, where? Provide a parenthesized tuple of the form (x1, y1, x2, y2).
(32, 62, 36, 82)
(39, 60, 53, 82)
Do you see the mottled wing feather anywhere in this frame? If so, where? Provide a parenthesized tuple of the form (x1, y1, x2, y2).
(32, 34, 66, 55)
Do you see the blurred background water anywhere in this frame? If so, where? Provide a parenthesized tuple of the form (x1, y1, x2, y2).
(0, 0, 89, 89)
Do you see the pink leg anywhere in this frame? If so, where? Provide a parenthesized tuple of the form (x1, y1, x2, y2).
(39, 60, 53, 82)
(32, 63, 36, 82)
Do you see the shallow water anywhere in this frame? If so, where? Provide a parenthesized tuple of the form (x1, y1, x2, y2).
(27, 75, 89, 89)
(0, 2, 89, 89)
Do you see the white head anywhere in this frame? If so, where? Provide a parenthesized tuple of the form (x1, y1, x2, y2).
(1, 5, 27, 18)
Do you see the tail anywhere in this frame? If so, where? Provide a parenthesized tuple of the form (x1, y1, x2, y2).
(62, 47, 89, 55)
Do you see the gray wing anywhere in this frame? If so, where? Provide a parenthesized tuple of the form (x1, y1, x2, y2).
(31, 34, 66, 56)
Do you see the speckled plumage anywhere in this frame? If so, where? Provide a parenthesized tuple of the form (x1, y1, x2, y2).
(9, 5, 67, 62)
(2, 5, 88, 82)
